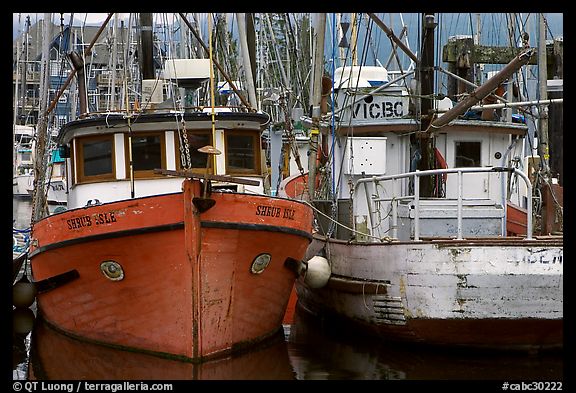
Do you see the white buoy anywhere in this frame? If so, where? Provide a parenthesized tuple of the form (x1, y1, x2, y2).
(303, 255, 331, 289)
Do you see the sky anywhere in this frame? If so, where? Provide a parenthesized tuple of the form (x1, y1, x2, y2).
(13, 12, 564, 39)
(12, 13, 124, 36)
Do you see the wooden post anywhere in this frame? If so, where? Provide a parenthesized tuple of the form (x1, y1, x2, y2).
(308, 13, 326, 200)
(417, 13, 437, 197)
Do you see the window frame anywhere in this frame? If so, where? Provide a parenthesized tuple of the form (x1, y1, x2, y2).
(224, 130, 262, 175)
(75, 134, 116, 184)
(123, 131, 167, 179)
(175, 129, 215, 175)
(454, 140, 482, 168)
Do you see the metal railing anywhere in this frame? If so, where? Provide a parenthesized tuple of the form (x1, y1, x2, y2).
(356, 166, 533, 241)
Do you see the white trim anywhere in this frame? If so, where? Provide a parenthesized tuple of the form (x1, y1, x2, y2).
(114, 133, 126, 179)
(165, 131, 176, 170)
(214, 129, 225, 175)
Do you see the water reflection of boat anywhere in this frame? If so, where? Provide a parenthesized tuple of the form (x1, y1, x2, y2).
(287, 304, 563, 380)
(28, 317, 296, 380)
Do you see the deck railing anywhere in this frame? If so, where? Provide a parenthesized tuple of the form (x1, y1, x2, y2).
(355, 166, 533, 241)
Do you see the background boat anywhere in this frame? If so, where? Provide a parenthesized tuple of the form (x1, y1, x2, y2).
(281, 12, 563, 352)
(13, 125, 35, 198)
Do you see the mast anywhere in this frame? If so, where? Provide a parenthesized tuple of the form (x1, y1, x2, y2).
(22, 17, 31, 123)
(368, 13, 419, 64)
(474, 13, 482, 86)
(265, 13, 290, 90)
(246, 13, 258, 98)
(46, 14, 113, 115)
(13, 14, 23, 178)
(236, 13, 258, 110)
(416, 13, 437, 197)
(537, 12, 550, 178)
(110, 14, 118, 110)
(140, 13, 155, 80)
(504, 13, 516, 122)
(179, 13, 252, 110)
(13, 14, 22, 128)
(431, 47, 535, 128)
(307, 13, 326, 199)
(31, 14, 52, 223)
(350, 13, 358, 66)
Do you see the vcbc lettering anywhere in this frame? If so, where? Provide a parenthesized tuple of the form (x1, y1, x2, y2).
(353, 101, 403, 119)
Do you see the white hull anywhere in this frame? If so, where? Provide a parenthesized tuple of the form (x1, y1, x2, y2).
(297, 235, 563, 351)
(23, 178, 68, 205)
(13, 174, 34, 198)
(46, 178, 67, 205)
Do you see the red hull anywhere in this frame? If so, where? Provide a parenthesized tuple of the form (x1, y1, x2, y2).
(282, 285, 298, 325)
(29, 179, 313, 361)
(506, 202, 528, 236)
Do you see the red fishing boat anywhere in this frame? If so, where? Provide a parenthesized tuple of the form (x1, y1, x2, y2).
(28, 108, 313, 362)
(27, 14, 313, 361)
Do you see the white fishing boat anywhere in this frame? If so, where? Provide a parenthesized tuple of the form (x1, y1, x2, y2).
(13, 125, 35, 198)
(26, 148, 67, 205)
(281, 12, 563, 352)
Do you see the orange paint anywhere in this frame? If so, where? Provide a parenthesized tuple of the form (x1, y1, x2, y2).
(506, 202, 528, 236)
(282, 285, 298, 325)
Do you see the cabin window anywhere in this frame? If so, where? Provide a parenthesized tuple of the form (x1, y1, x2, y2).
(76, 135, 115, 183)
(225, 130, 261, 175)
(176, 130, 214, 174)
(124, 132, 166, 178)
(455, 141, 481, 167)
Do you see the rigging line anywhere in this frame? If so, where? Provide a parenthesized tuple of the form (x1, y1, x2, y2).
(335, 13, 372, 189)
(364, 15, 379, 65)
(542, 14, 555, 40)
(303, 200, 393, 243)
(179, 13, 252, 111)
(208, 12, 217, 173)
(514, 13, 525, 46)
(331, 18, 378, 202)
(213, 14, 230, 89)
(331, 12, 337, 201)
(262, 15, 285, 93)
(518, 13, 531, 46)
(124, 15, 134, 198)
(283, 14, 298, 107)
(435, 13, 441, 104)
(283, 13, 302, 109)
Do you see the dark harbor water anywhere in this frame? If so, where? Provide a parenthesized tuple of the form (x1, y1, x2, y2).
(12, 197, 563, 383)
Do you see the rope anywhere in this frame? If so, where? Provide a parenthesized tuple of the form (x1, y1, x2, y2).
(303, 200, 393, 243)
